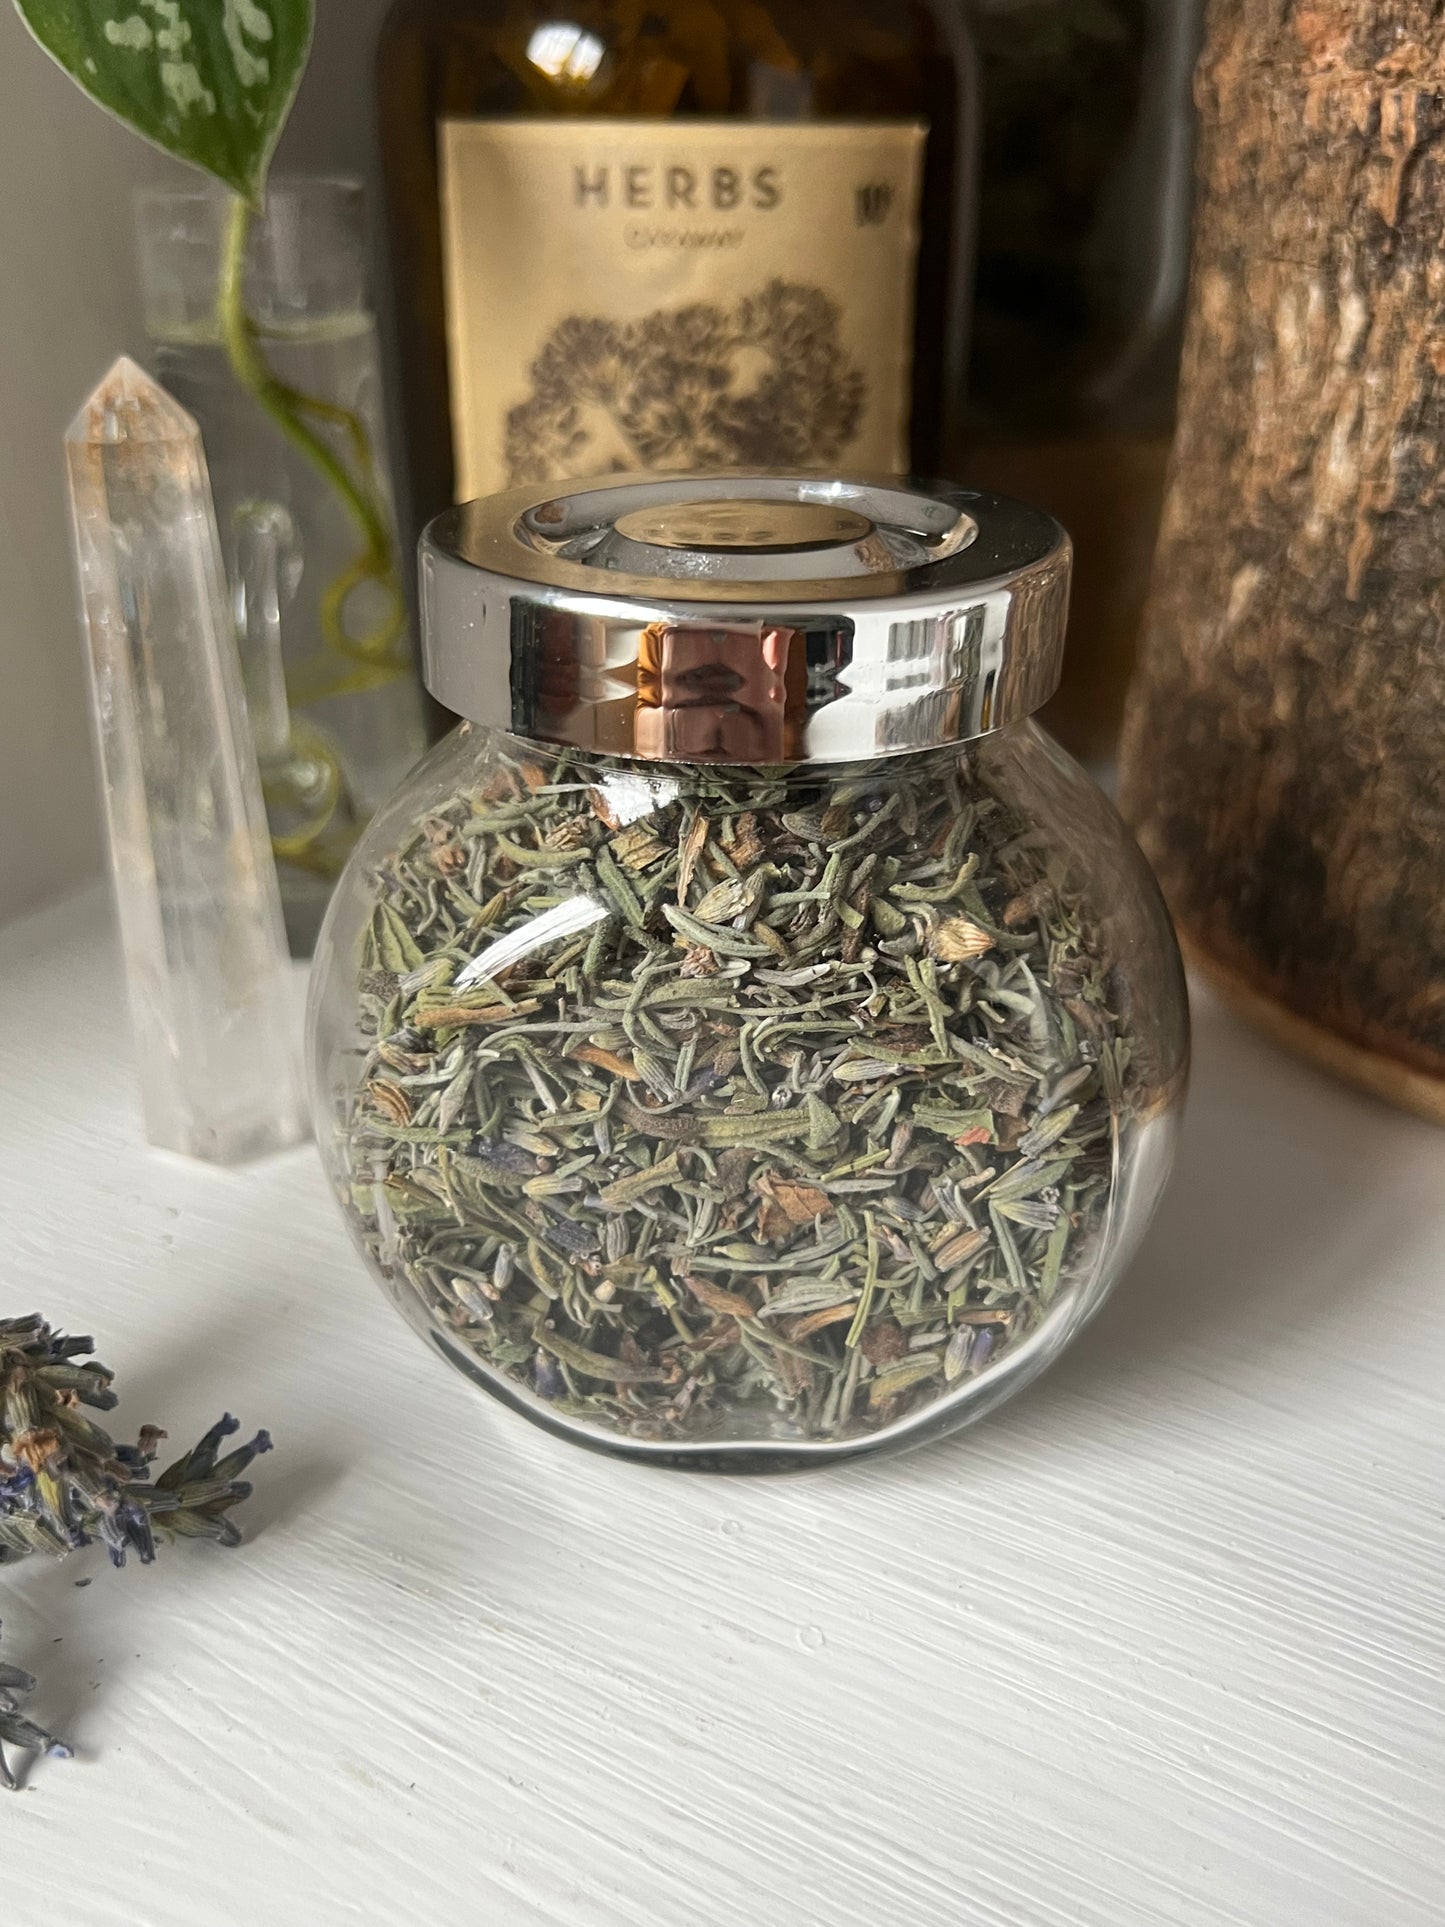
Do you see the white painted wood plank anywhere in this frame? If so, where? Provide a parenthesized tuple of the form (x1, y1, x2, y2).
(1, 889, 1441, 1925)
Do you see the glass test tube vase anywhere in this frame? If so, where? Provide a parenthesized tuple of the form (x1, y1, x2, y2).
(136, 177, 428, 956)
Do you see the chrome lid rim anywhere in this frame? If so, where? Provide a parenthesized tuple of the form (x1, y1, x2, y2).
(419, 470, 1072, 764)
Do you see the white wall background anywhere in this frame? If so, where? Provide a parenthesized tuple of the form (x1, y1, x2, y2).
(0, 0, 394, 924)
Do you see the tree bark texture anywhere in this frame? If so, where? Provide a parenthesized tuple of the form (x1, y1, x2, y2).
(1118, 0, 1445, 1119)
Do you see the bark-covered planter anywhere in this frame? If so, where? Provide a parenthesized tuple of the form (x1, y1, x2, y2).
(1120, 1, 1445, 1121)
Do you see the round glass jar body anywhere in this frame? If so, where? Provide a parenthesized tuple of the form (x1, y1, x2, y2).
(308, 716, 1187, 1468)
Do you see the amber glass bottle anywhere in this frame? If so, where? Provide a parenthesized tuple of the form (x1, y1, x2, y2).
(377, 0, 975, 527)
(961, 0, 1203, 757)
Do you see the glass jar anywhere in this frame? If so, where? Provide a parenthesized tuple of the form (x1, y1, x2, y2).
(135, 178, 429, 956)
(308, 472, 1188, 1467)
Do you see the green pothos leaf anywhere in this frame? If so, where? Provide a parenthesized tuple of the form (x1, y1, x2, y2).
(13, 0, 314, 203)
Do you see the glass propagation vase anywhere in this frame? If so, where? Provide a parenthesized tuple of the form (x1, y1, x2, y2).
(308, 472, 1188, 1468)
(136, 178, 429, 955)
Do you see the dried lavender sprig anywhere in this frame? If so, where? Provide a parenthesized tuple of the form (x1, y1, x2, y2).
(0, 1314, 271, 1786)
(0, 1315, 271, 1568)
(0, 1622, 73, 1790)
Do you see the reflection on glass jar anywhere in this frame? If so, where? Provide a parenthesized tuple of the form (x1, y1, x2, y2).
(308, 472, 1188, 1468)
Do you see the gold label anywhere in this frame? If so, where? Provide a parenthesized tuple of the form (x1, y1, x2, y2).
(439, 118, 927, 500)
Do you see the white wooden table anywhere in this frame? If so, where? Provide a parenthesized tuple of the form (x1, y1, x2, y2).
(2, 888, 1442, 1926)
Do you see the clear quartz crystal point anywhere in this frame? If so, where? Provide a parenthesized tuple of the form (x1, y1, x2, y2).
(65, 357, 306, 1162)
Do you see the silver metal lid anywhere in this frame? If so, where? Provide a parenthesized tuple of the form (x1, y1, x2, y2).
(419, 471, 1070, 764)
